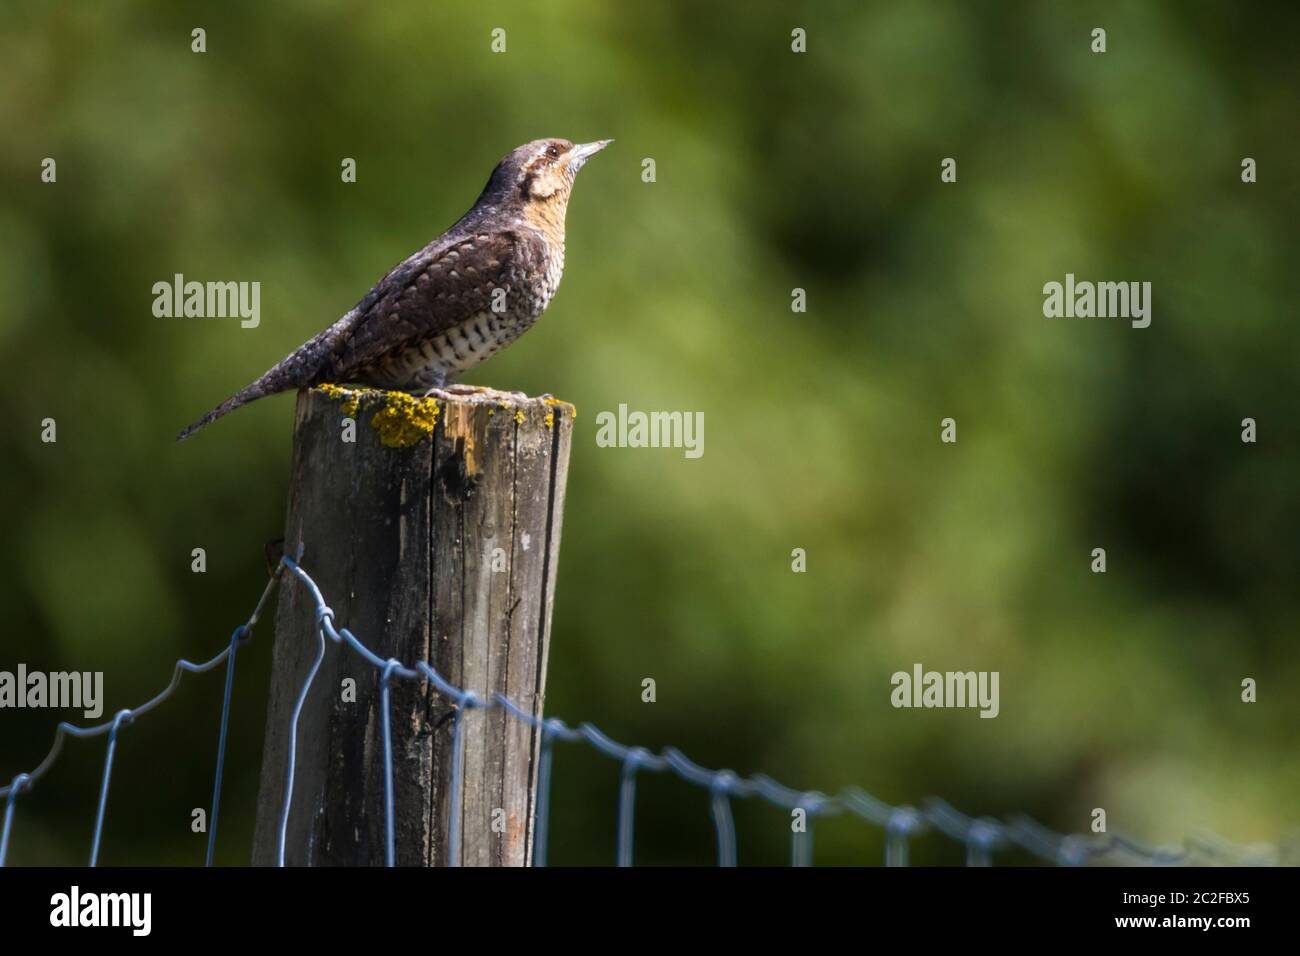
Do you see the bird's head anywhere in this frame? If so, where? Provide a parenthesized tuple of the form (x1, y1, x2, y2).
(481, 138, 612, 229)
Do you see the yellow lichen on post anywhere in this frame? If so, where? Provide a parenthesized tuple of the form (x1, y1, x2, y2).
(309, 384, 573, 449)
(371, 392, 441, 448)
(311, 384, 441, 448)
(543, 395, 575, 420)
(316, 382, 362, 418)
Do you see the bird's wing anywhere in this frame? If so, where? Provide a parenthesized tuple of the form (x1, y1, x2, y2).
(319, 228, 546, 381)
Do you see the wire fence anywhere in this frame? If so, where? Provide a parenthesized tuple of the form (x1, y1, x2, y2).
(1, 554, 1290, 868)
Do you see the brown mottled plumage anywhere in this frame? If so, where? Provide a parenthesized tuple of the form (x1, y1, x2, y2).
(177, 138, 611, 441)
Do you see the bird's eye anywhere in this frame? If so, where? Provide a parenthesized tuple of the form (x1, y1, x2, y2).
(546, 144, 561, 160)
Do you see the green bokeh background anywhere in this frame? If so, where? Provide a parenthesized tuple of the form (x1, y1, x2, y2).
(1, 1, 1296, 865)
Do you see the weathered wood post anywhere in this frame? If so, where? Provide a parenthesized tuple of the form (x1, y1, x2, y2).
(250, 384, 573, 866)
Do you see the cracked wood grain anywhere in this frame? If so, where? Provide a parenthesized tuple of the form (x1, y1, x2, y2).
(250, 387, 573, 866)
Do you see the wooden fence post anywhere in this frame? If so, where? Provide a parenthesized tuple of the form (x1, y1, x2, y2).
(250, 384, 574, 866)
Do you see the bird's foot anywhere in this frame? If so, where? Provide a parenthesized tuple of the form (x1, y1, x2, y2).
(420, 383, 491, 403)
(421, 384, 535, 405)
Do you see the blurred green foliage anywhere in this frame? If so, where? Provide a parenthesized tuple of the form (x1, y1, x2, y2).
(1, 1, 1297, 865)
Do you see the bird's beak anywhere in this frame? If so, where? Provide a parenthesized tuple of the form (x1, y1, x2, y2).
(567, 139, 613, 172)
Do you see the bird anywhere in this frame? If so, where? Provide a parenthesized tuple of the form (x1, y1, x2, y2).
(176, 137, 611, 441)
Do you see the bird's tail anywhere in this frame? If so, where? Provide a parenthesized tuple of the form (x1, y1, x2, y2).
(176, 364, 304, 442)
